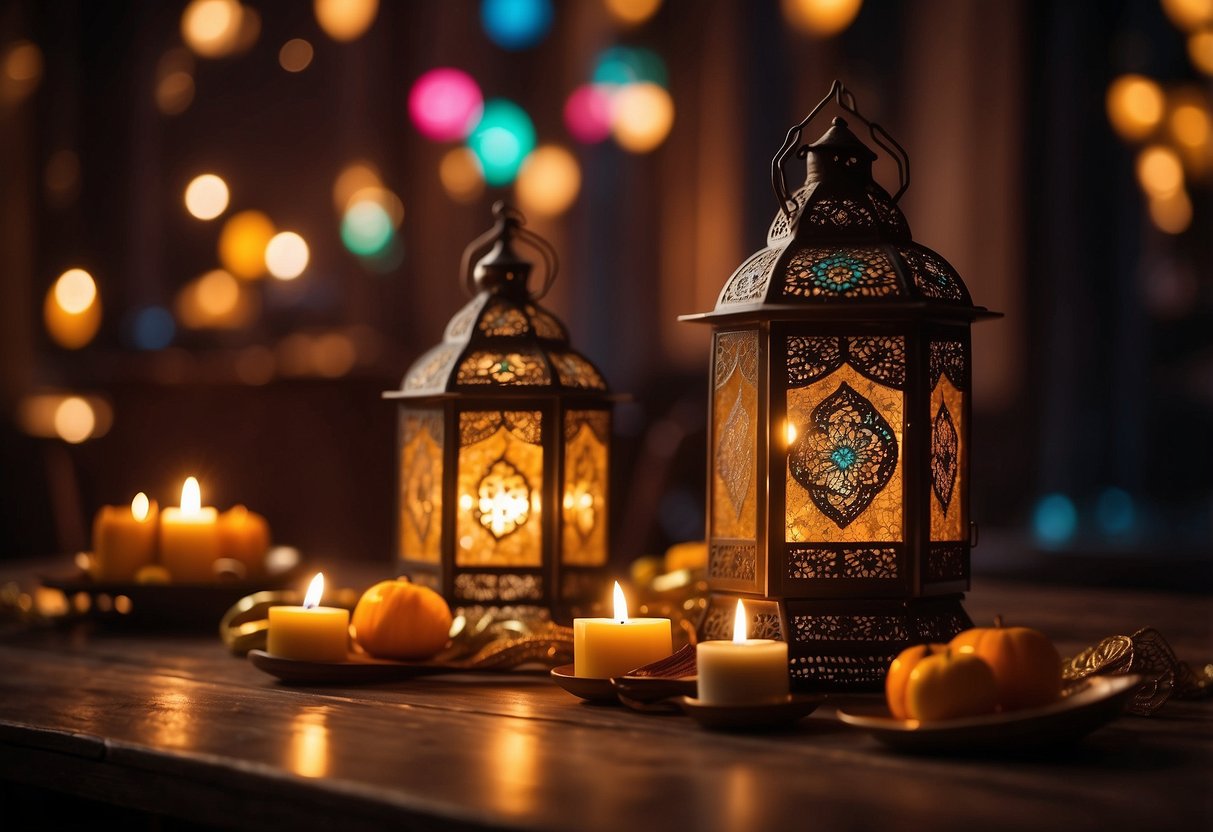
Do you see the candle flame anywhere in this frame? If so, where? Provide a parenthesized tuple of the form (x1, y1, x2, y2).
(733, 599, 747, 643)
(612, 580, 628, 623)
(131, 492, 150, 522)
(180, 476, 202, 516)
(303, 572, 324, 609)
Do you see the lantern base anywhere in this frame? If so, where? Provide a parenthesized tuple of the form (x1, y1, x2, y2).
(699, 592, 973, 692)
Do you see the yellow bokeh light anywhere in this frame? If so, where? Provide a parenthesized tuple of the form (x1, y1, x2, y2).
(1148, 189, 1193, 234)
(218, 210, 275, 279)
(176, 269, 257, 329)
(180, 0, 244, 59)
(1171, 102, 1211, 148)
(1136, 145, 1185, 196)
(439, 147, 485, 204)
(54, 268, 97, 314)
(54, 396, 96, 444)
(156, 71, 195, 115)
(604, 0, 663, 26)
(516, 145, 581, 217)
(314, 0, 379, 42)
(184, 173, 230, 220)
(611, 82, 675, 153)
(265, 231, 309, 280)
(18, 393, 111, 440)
(45, 269, 102, 348)
(332, 161, 382, 211)
(781, 0, 864, 37)
(1189, 29, 1213, 75)
(196, 269, 240, 316)
(1106, 74, 1164, 141)
(1163, 0, 1213, 31)
(279, 38, 314, 72)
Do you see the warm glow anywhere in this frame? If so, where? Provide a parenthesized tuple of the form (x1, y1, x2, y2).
(18, 393, 112, 440)
(180, 0, 244, 59)
(784, 420, 798, 445)
(184, 173, 230, 220)
(781, 0, 864, 37)
(53, 396, 95, 444)
(1148, 189, 1193, 234)
(439, 147, 485, 204)
(1106, 74, 1164, 141)
(312, 332, 357, 378)
(605, 0, 662, 25)
(156, 70, 195, 115)
(348, 186, 404, 227)
(733, 599, 747, 643)
(219, 210, 276, 279)
(1189, 29, 1213, 75)
(332, 161, 381, 211)
(1, 40, 43, 103)
(303, 572, 325, 609)
(288, 709, 330, 779)
(516, 145, 581, 216)
(1163, 0, 1213, 31)
(131, 492, 150, 522)
(279, 38, 314, 72)
(1136, 145, 1185, 196)
(53, 268, 97, 314)
(196, 269, 240, 316)
(265, 231, 310, 280)
(612, 580, 628, 622)
(611, 82, 674, 153)
(314, 0, 379, 42)
(1171, 101, 1211, 148)
(180, 477, 203, 515)
(177, 269, 256, 329)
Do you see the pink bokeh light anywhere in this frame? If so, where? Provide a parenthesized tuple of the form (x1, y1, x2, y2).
(563, 84, 614, 144)
(408, 68, 484, 142)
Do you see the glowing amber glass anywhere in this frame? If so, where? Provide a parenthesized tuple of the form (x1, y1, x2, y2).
(929, 375, 965, 541)
(562, 410, 609, 565)
(456, 411, 543, 566)
(400, 410, 443, 563)
(711, 330, 759, 541)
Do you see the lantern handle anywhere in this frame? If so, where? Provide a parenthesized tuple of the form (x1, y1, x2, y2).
(460, 202, 559, 300)
(771, 79, 911, 218)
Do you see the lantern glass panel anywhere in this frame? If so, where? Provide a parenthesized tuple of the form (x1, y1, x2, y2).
(455, 351, 552, 385)
(456, 410, 544, 567)
(399, 409, 444, 563)
(784, 336, 904, 544)
(929, 337, 968, 543)
(562, 410, 609, 566)
(710, 329, 759, 541)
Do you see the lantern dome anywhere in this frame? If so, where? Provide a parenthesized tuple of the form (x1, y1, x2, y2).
(387, 202, 608, 399)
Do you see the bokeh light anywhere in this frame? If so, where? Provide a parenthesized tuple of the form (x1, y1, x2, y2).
(341, 200, 394, 256)
(175, 271, 256, 329)
(155, 48, 195, 116)
(468, 98, 536, 185)
(1, 40, 43, 104)
(196, 269, 241, 316)
(265, 231, 310, 280)
(1162, 0, 1213, 32)
(481, 0, 553, 50)
(218, 210, 275, 279)
(312, 332, 358, 378)
(1148, 189, 1192, 234)
(408, 68, 484, 141)
(1136, 145, 1184, 197)
(1106, 74, 1164, 141)
(516, 145, 581, 217)
(592, 46, 667, 88)
(234, 4, 261, 54)
(1189, 29, 1213, 75)
(781, 0, 864, 37)
(54, 268, 97, 314)
(611, 82, 674, 153)
(1095, 487, 1136, 537)
(18, 393, 112, 441)
(439, 147, 486, 203)
(564, 84, 614, 143)
(1032, 493, 1077, 547)
(180, 0, 244, 59)
(131, 306, 176, 349)
(604, 0, 662, 26)
(184, 173, 230, 220)
(348, 186, 403, 227)
(45, 269, 102, 349)
(332, 161, 381, 211)
(279, 38, 314, 72)
(314, 0, 379, 42)
(1170, 101, 1211, 149)
(53, 397, 96, 444)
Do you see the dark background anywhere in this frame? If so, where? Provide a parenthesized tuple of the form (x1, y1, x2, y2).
(0, 0, 1209, 588)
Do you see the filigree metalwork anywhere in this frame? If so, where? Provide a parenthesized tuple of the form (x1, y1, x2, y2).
(456, 350, 550, 386)
(478, 302, 530, 336)
(808, 198, 875, 229)
(721, 248, 779, 305)
(566, 441, 600, 542)
(714, 330, 759, 389)
(931, 403, 959, 510)
(926, 544, 965, 581)
(929, 339, 968, 390)
(789, 382, 899, 528)
(708, 543, 756, 581)
(525, 304, 567, 340)
(866, 186, 910, 238)
(912, 610, 971, 641)
(788, 546, 898, 579)
(848, 336, 906, 388)
(768, 186, 810, 243)
(564, 409, 609, 441)
(402, 418, 438, 546)
(459, 411, 543, 447)
(786, 337, 844, 386)
(404, 344, 459, 392)
(445, 298, 484, 340)
(792, 614, 908, 642)
(550, 352, 606, 390)
(717, 391, 754, 520)
(786, 336, 905, 389)
(900, 246, 968, 302)
(782, 247, 900, 299)
(751, 613, 783, 640)
(789, 654, 895, 687)
(475, 457, 532, 539)
(453, 573, 543, 603)
(1063, 627, 1213, 715)
(702, 603, 780, 641)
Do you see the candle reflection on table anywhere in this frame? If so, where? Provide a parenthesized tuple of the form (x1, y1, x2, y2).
(485, 720, 539, 818)
(288, 706, 331, 779)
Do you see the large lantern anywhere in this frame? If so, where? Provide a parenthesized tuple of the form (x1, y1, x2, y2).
(681, 81, 1000, 690)
(384, 202, 612, 618)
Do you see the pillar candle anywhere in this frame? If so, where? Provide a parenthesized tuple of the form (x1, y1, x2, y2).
(573, 582, 671, 678)
(219, 505, 270, 578)
(267, 573, 350, 662)
(159, 476, 221, 582)
(92, 492, 158, 582)
(696, 600, 789, 705)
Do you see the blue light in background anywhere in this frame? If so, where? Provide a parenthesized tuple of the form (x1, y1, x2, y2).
(468, 98, 536, 186)
(1096, 487, 1136, 537)
(481, 0, 553, 51)
(131, 306, 175, 350)
(1032, 493, 1077, 547)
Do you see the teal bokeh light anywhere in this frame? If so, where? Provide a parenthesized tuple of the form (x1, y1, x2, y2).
(481, 0, 553, 51)
(341, 200, 394, 257)
(468, 98, 536, 186)
(1032, 493, 1078, 547)
(591, 46, 668, 88)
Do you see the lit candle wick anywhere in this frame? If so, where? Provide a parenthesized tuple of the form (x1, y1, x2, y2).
(733, 598, 748, 643)
(612, 580, 628, 624)
(303, 572, 325, 610)
(180, 476, 202, 518)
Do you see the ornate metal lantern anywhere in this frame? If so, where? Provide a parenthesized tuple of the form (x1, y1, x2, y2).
(384, 202, 612, 618)
(681, 81, 1000, 690)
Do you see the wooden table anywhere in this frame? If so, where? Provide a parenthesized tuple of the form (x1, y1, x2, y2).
(0, 577, 1209, 831)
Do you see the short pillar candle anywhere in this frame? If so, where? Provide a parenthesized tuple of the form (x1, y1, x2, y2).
(696, 599, 789, 705)
(267, 573, 350, 662)
(574, 582, 671, 678)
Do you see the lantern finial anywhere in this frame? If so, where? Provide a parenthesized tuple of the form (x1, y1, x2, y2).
(461, 200, 558, 300)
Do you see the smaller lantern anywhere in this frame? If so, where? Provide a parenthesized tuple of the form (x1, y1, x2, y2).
(384, 202, 613, 620)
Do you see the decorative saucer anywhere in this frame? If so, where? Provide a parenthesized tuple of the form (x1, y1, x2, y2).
(549, 664, 618, 703)
(248, 649, 461, 685)
(676, 693, 823, 730)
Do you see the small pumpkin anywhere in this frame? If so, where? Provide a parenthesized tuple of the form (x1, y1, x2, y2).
(949, 617, 1062, 711)
(904, 650, 999, 721)
(352, 577, 452, 660)
(885, 643, 947, 720)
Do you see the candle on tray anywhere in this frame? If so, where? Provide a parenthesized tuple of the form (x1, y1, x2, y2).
(219, 504, 270, 578)
(92, 492, 158, 581)
(159, 476, 221, 582)
(573, 581, 671, 678)
(267, 572, 350, 662)
(696, 599, 789, 705)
